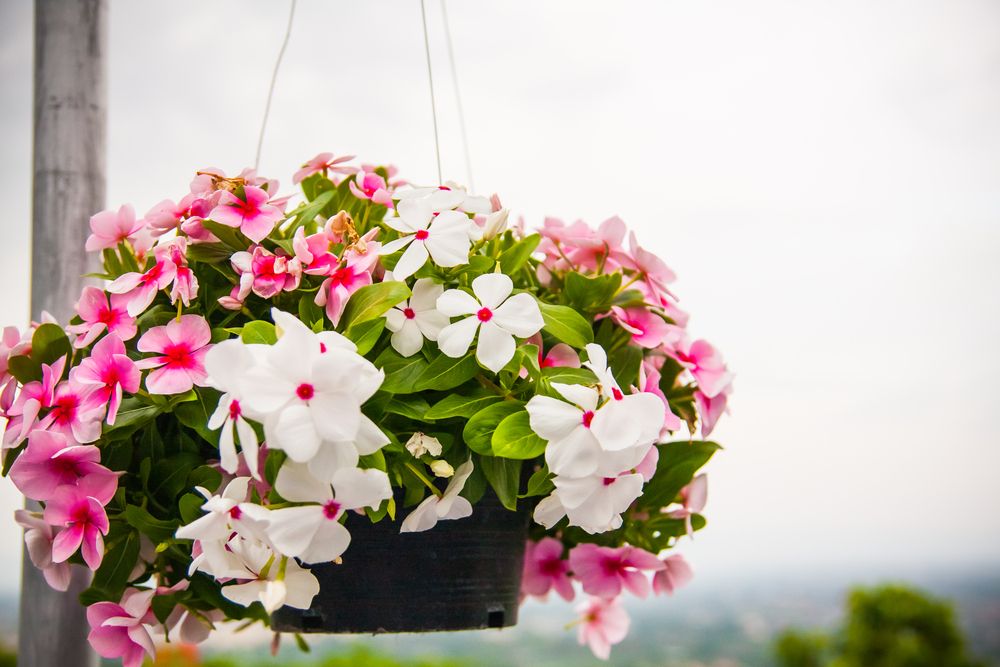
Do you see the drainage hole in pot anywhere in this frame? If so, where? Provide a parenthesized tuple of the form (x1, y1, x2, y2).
(486, 608, 505, 628)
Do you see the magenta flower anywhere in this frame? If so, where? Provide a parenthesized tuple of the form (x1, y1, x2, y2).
(85, 204, 147, 252)
(0, 325, 28, 407)
(652, 554, 694, 596)
(44, 485, 110, 570)
(315, 231, 381, 326)
(667, 337, 732, 398)
(70, 334, 141, 425)
(575, 596, 630, 660)
(9, 430, 117, 503)
(209, 185, 284, 243)
(609, 306, 670, 349)
(292, 151, 355, 184)
(569, 544, 665, 599)
(66, 287, 137, 349)
(106, 254, 177, 317)
(86, 588, 156, 667)
(230, 245, 302, 299)
(2, 356, 65, 447)
(666, 473, 707, 537)
(136, 315, 212, 395)
(293, 227, 339, 276)
(348, 170, 393, 206)
(521, 537, 574, 602)
(15, 509, 71, 591)
(695, 385, 730, 437)
(36, 378, 105, 444)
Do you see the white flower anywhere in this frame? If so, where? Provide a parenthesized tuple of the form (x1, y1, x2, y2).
(478, 208, 509, 241)
(220, 540, 320, 613)
(405, 431, 443, 458)
(400, 459, 474, 533)
(429, 460, 454, 478)
(384, 278, 450, 357)
(266, 461, 391, 564)
(239, 309, 386, 464)
(205, 339, 261, 479)
(380, 200, 473, 280)
(175, 478, 270, 544)
(533, 472, 645, 535)
(394, 182, 492, 215)
(436, 273, 544, 373)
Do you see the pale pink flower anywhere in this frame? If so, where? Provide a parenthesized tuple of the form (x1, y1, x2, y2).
(315, 231, 381, 326)
(362, 162, 405, 188)
(9, 430, 117, 503)
(86, 588, 156, 667)
(575, 596, 630, 660)
(293, 227, 339, 276)
(85, 204, 147, 252)
(70, 334, 141, 424)
(666, 473, 707, 537)
(66, 287, 137, 349)
(521, 537, 574, 602)
(293, 151, 355, 184)
(569, 544, 664, 599)
(667, 337, 732, 398)
(633, 445, 659, 481)
(623, 231, 677, 305)
(136, 315, 212, 395)
(231, 245, 302, 300)
(15, 509, 71, 591)
(609, 306, 669, 349)
(35, 378, 105, 444)
(157, 238, 199, 306)
(44, 485, 110, 570)
(639, 358, 683, 435)
(106, 254, 178, 317)
(349, 170, 393, 206)
(2, 356, 66, 447)
(563, 216, 628, 272)
(695, 385, 731, 437)
(652, 554, 694, 596)
(1, 326, 27, 406)
(209, 185, 285, 243)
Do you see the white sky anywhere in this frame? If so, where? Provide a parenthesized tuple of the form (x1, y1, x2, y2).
(1, 0, 999, 594)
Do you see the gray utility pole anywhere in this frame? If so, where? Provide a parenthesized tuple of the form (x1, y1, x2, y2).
(20, 1, 106, 666)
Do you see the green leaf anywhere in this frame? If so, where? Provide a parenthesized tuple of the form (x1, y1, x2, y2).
(188, 465, 223, 493)
(538, 302, 594, 348)
(173, 387, 221, 445)
(345, 317, 385, 355)
(610, 344, 643, 390)
(6, 355, 41, 383)
(104, 398, 160, 436)
(540, 366, 597, 387)
(498, 234, 541, 274)
(374, 349, 428, 394)
(241, 321, 277, 345)
(31, 323, 71, 366)
(285, 190, 335, 236)
(640, 441, 721, 510)
(201, 218, 250, 250)
(340, 281, 410, 332)
(520, 465, 554, 498)
(479, 455, 522, 511)
(491, 411, 547, 459)
(185, 242, 233, 263)
(384, 396, 431, 421)
(149, 452, 203, 504)
(564, 271, 622, 314)
(123, 505, 178, 543)
(414, 353, 480, 392)
(462, 401, 524, 454)
(179, 493, 205, 524)
(425, 394, 502, 420)
(89, 530, 140, 598)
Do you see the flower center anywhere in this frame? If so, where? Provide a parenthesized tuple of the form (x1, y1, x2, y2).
(602, 477, 617, 486)
(162, 343, 193, 368)
(229, 399, 241, 419)
(296, 383, 315, 401)
(330, 266, 353, 285)
(581, 410, 595, 428)
(403, 307, 416, 320)
(50, 395, 80, 425)
(539, 557, 563, 577)
(477, 307, 493, 322)
(236, 198, 257, 216)
(612, 387, 623, 401)
(319, 342, 327, 353)
(323, 500, 342, 520)
(228, 506, 242, 520)
(414, 229, 430, 241)
(97, 307, 118, 326)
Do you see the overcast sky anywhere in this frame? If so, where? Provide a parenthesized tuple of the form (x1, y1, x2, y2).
(0, 0, 999, 595)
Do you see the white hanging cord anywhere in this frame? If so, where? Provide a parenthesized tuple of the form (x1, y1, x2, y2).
(255, 0, 298, 171)
(419, 0, 444, 184)
(440, 0, 474, 191)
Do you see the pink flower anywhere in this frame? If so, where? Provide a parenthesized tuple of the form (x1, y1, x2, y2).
(667, 473, 707, 537)
(563, 216, 628, 272)
(666, 336, 732, 399)
(36, 378, 105, 444)
(44, 485, 110, 570)
(70, 334, 141, 425)
(521, 537, 574, 602)
(86, 588, 156, 667)
(624, 231, 676, 305)
(15, 509, 71, 591)
(640, 358, 683, 435)
(348, 170, 393, 206)
(633, 445, 659, 481)
(209, 185, 285, 243)
(292, 151, 355, 184)
(315, 230, 381, 326)
(66, 287, 137, 349)
(652, 554, 694, 596)
(2, 356, 66, 447)
(231, 245, 302, 299)
(575, 596, 630, 660)
(136, 315, 212, 395)
(695, 385, 731, 437)
(0, 326, 28, 406)
(609, 306, 669, 349)
(157, 239, 199, 306)
(293, 227, 339, 276)
(362, 162, 405, 188)
(9, 430, 117, 503)
(85, 204, 147, 252)
(106, 254, 178, 317)
(569, 544, 665, 599)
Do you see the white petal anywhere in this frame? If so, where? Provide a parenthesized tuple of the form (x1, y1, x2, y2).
(545, 427, 601, 478)
(332, 467, 392, 510)
(436, 316, 480, 358)
(552, 475, 601, 510)
(492, 293, 544, 338)
(299, 520, 351, 564)
(526, 395, 585, 441)
(275, 460, 332, 502)
(235, 417, 261, 480)
(353, 415, 390, 455)
(241, 368, 295, 415)
(269, 405, 322, 462)
(221, 581, 267, 609)
(409, 278, 444, 311)
(607, 473, 645, 514)
(476, 321, 515, 373)
(414, 310, 450, 341)
(282, 563, 321, 609)
(595, 443, 652, 478)
(390, 320, 424, 357)
(205, 341, 253, 394)
(436, 289, 480, 317)
(379, 235, 414, 255)
(396, 198, 433, 229)
(391, 240, 429, 281)
(308, 440, 360, 482)
(267, 506, 323, 558)
(384, 307, 407, 333)
(309, 392, 361, 444)
(551, 383, 600, 411)
(438, 496, 472, 521)
(400, 496, 439, 533)
(591, 393, 664, 452)
(218, 419, 239, 474)
(471, 273, 513, 309)
(424, 226, 471, 267)
(533, 493, 567, 528)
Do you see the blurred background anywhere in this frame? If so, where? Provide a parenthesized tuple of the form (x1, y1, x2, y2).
(1, 0, 998, 665)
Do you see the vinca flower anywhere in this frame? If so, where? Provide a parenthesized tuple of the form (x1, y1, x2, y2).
(86, 589, 156, 667)
(44, 485, 111, 570)
(521, 537, 574, 602)
(436, 272, 544, 373)
(106, 252, 177, 317)
(665, 473, 707, 537)
(135, 315, 212, 395)
(66, 287, 136, 349)
(293, 151, 355, 184)
(84, 204, 147, 252)
(9, 430, 117, 503)
(209, 185, 285, 244)
(70, 334, 140, 425)
(15, 509, 71, 592)
(380, 200, 473, 280)
(384, 277, 449, 357)
(568, 544, 664, 599)
(205, 340, 261, 479)
(533, 470, 646, 535)
(575, 596, 630, 661)
(652, 554, 694, 596)
(400, 459, 474, 533)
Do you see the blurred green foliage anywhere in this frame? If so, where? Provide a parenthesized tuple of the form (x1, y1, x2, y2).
(203, 645, 473, 667)
(775, 584, 985, 667)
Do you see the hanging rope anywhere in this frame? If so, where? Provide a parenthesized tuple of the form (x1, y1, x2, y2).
(255, 0, 298, 171)
(440, 0, 474, 191)
(419, 0, 443, 184)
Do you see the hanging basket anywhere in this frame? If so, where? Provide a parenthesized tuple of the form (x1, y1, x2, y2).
(271, 487, 530, 633)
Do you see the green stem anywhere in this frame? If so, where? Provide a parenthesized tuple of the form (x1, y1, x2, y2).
(405, 462, 443, 498)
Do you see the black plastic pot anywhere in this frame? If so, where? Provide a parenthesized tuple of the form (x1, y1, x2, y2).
(271, 487, 529, 634)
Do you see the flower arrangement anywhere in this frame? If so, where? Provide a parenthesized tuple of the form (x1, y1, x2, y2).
(0, 153, 731, 664)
